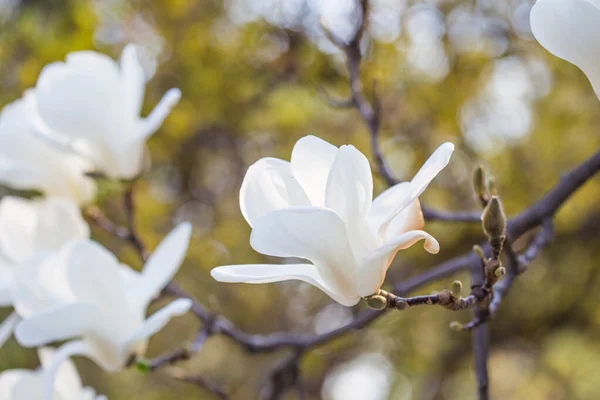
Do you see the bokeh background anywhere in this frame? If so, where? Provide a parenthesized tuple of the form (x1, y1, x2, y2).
(1, 0, 600, 399)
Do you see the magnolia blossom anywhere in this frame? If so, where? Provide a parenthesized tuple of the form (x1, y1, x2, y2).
(530, 0, 600, 99)
(33, 44, 181, 179)
(12, 222, 193, 398)
(0, 196, 89, 348)
(0, 348, 106, 400)
(0, 91, 95, 204)
(211, 136, 453, 306)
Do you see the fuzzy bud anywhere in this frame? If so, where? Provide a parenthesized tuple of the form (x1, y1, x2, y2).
(495, 266, 506, 277)
(365, 294, 388, 310)
(482, 196, 506, 239)
(449, 321, 464, 332)
(473, 165, 486, 199)
(452, 280, 463, 296)
(472, 245, 486, 260)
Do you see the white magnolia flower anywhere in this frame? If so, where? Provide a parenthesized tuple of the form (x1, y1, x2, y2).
(33, 44, 181, 179)
(0, 91, 95, 204)
(0, 348, 106, 400)
(211, 136, 453, 306)
(530, 0, 600, 99)
(0, 196, 89, 348)
(12, 222, 193, 396)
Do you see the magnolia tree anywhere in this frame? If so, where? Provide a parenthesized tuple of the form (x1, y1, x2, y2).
(0, 0, 599, 399)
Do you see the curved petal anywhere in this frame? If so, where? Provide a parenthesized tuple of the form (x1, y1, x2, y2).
(122, 298, 192, 356)
(120, 44, 146, 117)
(138, 88, 181, 140)
(0, 92, 95, 204)
(33, 197, 90, 254)
(36, 57, 123, 142)
(14, 303, 102, 347)
(325, 144, 373, 222)
(240, 157, 310, 227)
(249, 207, 358, 297)
(133, 223, 192, 310)
(383, 199, 424, 241)
(62, 241, 129, 315)
(358, 230, 439, 297)
(368, 182, 412, 229)
(41, 341, 93, 400)
(0, 197, 36, 264)
(290, 135, 338, 206)
(211, 264, 360, 306)
(410, 142, 454, 199)
(0, 369, 35, 399)
(530, 0, 600, 100)
(373, 143, 453, 234)
(0, 312, 20, 349)
(0, 370, 43, 399)
(38, 347, 84, 395)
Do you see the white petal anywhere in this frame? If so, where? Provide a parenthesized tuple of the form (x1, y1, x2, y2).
(14, 303, 101, 347)
(0, 370, 43, 399)
(410, 142, 454, 199)
(530, 0, 600, 100)
(0, 312, 20, 349)
(134, 223, 192, 310)
(383, 199, 424, 241)
(0, 264, 13, 306)
(122, 298, 191, 355)
(0, 92, 95, 204)
(250, 207, 358, 297)
(36, 56, 124, 142)
(373, 143, 453, 234)
(138, 88, 181, 140)
(358, 230, 439, 297)
(38, 347, 84, 395)
(0, 369, 37, 399)
(368, 182, 412, 230)
(369, 182, 424, 242)
(211, 264, 360, 306)
(120, 44, 146, 117)
(325, 145, 373, 222)
(290, 135, 338, 206)
(0, 197, 36, 264)
(62, 241, 129, 316)
(239, 157, 310, 227)
(41, 341, 92, 400)
(33, 197, 90, 255)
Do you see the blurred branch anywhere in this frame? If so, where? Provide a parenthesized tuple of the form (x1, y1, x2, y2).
(87, 120, 600, 399)
(321, 0, 480, 224)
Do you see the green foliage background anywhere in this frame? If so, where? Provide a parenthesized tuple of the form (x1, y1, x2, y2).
(1, 0, 600, 399)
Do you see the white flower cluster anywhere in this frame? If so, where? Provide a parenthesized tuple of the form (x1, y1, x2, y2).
(0, 45, 190, 400)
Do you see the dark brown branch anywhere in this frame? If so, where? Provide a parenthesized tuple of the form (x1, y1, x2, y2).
(170, 368, 229, 400)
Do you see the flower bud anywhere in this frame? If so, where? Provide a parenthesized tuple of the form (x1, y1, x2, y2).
(452, 280, 463, 296)
(472, 245, 486, 260)
(495, 266, 506, 277)
(449, 321, 464, 332)
(482, 196, 506, 239)
(365, 294, 388, 310)
(473, 165, 486, 199)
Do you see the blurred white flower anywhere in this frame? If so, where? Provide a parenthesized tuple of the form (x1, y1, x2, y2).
(33, 44, 181, 179)
(211, 136, 453, 306)
(530, 0, 600, 99)
(0, 196, 89, 348)
(0, 91, 95, 204)
(12, 223, 193, 398)
(0, 348, 106, 400)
